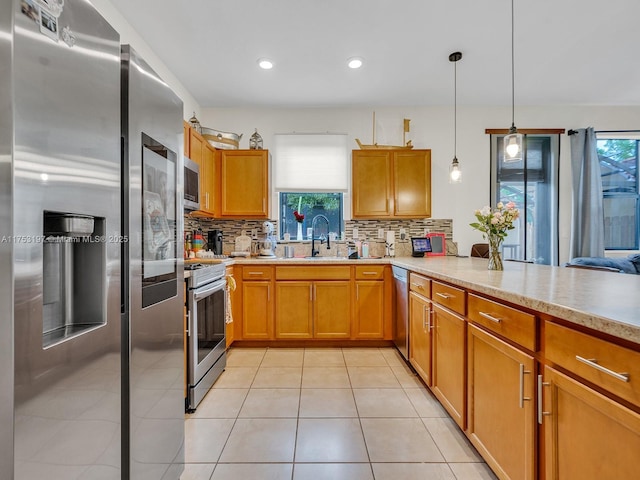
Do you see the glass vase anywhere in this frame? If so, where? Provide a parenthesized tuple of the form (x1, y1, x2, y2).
(487, 235, 504, 271)
(297, 222, 303, 240)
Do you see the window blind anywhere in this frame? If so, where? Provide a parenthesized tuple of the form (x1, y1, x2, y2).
(273, 133, 349, 191)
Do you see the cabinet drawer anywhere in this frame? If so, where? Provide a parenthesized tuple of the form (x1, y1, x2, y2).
(431, 281, 465, 315)
(242, 266, 273, 280)
(468, 294, 536, 351)
(545, 321, 640, 407)
(409, 273, 430, 298)
(276, 265, 351, 280)
(355, 265, 385, 280)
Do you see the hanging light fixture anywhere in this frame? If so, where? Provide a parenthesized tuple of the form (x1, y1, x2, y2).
(449, 51, 462, 184)
(503, 0, 523, 163)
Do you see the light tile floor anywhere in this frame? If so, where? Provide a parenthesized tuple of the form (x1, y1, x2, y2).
(182, 347, 497, 480)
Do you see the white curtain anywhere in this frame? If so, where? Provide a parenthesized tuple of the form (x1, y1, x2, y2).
(569, 127, 605, 258)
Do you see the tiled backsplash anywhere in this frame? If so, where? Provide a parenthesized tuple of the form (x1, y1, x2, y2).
(185, 216, 457, 257)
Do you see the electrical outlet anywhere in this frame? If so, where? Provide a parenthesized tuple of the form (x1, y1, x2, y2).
(399, 228, 406, 240)
(378, 228, 384, 239)
(353, 228, 359, 240)
(251, 229, 258, 239)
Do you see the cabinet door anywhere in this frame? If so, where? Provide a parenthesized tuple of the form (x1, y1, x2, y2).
(189, 128, 204, 165)
(242, 281, 273, 339)
(220, 150, 268, 217)
(467, 324, 535, 480)
(393, 150, 431, 217)
(314, 281, 351, 338)
(543, 366, 640, 480)
(275, 282, 313, 339)
(183, 122, 190, 157)
(199, 143, 217, 215)
(225, 266, 236, 348)
(409, 291, 432, 386)
(353, 281, 385, 339)
(352, 151, 392, 218)
(432, 304, 466, 428)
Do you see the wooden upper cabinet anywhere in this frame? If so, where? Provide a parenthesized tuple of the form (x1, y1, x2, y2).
(199, 143, 217, 215)
(352, 149, 431, 218)
(220, 150, 269, 218)
(394, 150, 431, 217)
(352, 150, 392, 217)
(183, 121, 190, 156)
(188, 127, 204, 166)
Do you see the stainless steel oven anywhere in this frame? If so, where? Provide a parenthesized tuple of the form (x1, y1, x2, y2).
(185, 263, 227, 411)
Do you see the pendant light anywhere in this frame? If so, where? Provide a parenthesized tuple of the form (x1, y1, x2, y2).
(449, 51, 462, 184)
(503, 0, 523, 163)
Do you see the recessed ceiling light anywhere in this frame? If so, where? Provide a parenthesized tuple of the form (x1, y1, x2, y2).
(257, 58, 274, 70)
(347, 57, 363, 69)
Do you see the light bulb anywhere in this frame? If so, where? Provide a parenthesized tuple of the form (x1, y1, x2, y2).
(449, 158, 462, 184)
(503, 132, 523, 162)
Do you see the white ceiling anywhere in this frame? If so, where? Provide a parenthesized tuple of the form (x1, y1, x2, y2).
(109, 0, 640, 109)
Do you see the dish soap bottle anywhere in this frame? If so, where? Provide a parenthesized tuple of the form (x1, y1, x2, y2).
(249, 128, 263, 150)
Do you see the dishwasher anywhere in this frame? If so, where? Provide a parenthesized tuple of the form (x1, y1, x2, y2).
(392, 266, 409, 360)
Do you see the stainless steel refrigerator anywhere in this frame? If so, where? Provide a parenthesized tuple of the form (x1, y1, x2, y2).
(0, 1, 184, 478)
(121, 44, 185, 480)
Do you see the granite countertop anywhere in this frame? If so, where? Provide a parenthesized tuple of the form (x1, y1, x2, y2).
(223, 255, 640, 345)
(390, 256, 640, 346)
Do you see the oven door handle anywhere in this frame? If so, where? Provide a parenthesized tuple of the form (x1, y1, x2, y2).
(193, 279, 226, 301)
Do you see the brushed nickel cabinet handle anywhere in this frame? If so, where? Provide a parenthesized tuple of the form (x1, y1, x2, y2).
(519, 364, 531, 408)
(248, 271, 263, 275)
(362, 271, 377, 275)
(537, 374, 551, 424)
(427, 307, 433, 331)
(422, 305, 427, 330)
(436, 292, 452, 299)
(479, 311, 502, 323)
(575, 355, 630, 382)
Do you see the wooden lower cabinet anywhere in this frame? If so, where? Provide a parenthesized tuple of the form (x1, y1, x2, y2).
(542, 365, 640, 480)
(314, 281, 351, 338)
(242, 281, 273, 339)
(275, 281, 351, 339)
(353, 280, 385, 338)
(432, 303, 466, 428)
(409, 291, 432, 385)
(467, 324, 535, 480)
(275, 282, 313, 339)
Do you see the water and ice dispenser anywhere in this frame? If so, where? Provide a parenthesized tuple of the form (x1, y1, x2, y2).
(42, 212, 106, 347)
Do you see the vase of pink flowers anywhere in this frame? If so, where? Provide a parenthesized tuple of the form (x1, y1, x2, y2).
(470, 202, 520, 271)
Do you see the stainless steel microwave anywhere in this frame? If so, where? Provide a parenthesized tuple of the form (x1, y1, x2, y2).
(184, 157, 200, 211)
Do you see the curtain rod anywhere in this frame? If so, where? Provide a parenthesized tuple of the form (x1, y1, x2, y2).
(568, 129, 640, 135)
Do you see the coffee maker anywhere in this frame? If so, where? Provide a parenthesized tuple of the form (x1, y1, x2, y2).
(207, 229, 223, 255)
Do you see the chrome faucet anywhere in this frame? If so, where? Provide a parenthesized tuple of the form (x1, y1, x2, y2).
(311, 214, 331, 257)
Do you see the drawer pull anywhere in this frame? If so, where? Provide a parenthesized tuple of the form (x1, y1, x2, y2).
(575, 355, 630, 382)
(436, 292, 452, 299)
(479, 311, 502, 324)
(362, 271, 378, 275)
(248, 271, 264, 275)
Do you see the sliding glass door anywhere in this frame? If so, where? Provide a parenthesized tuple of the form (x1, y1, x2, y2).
(490, 134, 560, 265)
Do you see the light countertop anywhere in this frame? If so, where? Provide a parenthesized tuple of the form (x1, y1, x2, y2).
(197, 255, 640, 345)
